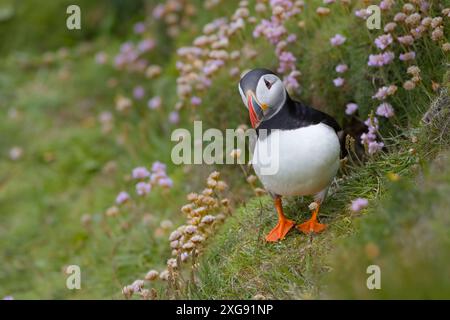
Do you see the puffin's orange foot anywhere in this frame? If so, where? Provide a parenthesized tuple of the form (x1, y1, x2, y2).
(265, 219, 295, 242)
(297, 219, 326, 234)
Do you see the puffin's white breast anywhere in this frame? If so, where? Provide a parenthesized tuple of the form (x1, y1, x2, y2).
(252, 123, 340, 196)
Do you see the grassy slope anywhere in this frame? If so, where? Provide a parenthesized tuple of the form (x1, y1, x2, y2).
(189, 1, 450, 299)
(193, 86, 450, 299)
(193, 90, 450, 299)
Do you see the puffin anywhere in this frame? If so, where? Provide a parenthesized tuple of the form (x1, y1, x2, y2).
(238, 68, 343, 242)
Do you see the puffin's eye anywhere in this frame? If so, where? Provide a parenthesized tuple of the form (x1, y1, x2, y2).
(264, 78, 272, 90)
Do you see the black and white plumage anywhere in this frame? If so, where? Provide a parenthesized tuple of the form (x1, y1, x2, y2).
(238, 68, 342, 240)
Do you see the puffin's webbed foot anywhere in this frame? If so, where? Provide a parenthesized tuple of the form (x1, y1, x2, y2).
(265, 196, 295, 242)
(266, 218, 295, 242)
(297, 202, 327, 234)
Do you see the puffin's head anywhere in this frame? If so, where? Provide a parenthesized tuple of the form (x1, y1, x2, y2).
(238, 68, 286, 128)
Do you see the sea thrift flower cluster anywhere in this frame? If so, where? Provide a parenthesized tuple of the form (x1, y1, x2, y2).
(333, 77, 345, 87)
(147, 96, 162, 110)
(149, 161, 173, 189)
(174, 1, 253, 110)
(152, 0, 197, 38)
(374, 34, 393, 50)
(335, 63, 348, 73)
(98, 111, 114, 134)
(361, 117, 384, 155)
(316, 7, 331, 16)
(115, 161, 173, 205)
(372, 85, 398, 101)
(356, 1, 449, 154)
(122, 171, 232, 299)
(167, 171, 230, 261)
(114, 40, 155, 72)
(399, 51, 416, 61)
(376, 102, 395, 118)
(404, 65, 422, 90)
(107, 18, 168, 113)
(330, 33, 346, 46)
(368, 51, 395, 67)
(252, 0, 304, 92)
(75, 0, 450, 300)
(330, 34, 348, 89)
(116, 191, 130, 205)
(9, 146, 23, 161)
(350, 198, 369, 212)
(115, 95, 133, 112)
(345, 103, 358, 115)
(95, 52, 108, 64)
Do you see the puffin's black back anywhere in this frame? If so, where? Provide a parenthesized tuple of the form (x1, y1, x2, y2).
(257, 95, 342, 133)
(257, 95, 346, 157)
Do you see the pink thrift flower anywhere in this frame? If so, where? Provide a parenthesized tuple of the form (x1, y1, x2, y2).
(351, 198, 369, 212)
(158, 177, 173, 188)
(153, 4, 165, 19)
(355, 9, 371, 20)
(116, 191, 130, 205)
(361, 116, 384, 155)
(368, 141, 385, 154)
(136, 182, 152, 196)
(330, 34, 346, 46)
(138, 39, 155, 53)
(147, 96, 162, 109)
(333, 77, 345, 87)
(191, 96, 202, 106)
(95, 52, 107, 64)
(283, 70, 301, 91)
(397, 35, 414, 46)
(335, 63, 348, 73)
(382, 51, 395, 64)
(286, 34, 297, 43)
(368, 51, 395, 67)
(152, 161, 166, 173)
(229, 67, 240, 77)
(372, 86, 389, 100)
(277, 51, 296, 73)
(133, 86, 145, 100)
(345, 103, 358, 115)
(134, 22, 145, 34)
(376, 103, 395, 118)
(399, 51, 416, 61)
(374, 34, 393, 50)
(380, 0, 393, 10)
(168, 111, 180, 124)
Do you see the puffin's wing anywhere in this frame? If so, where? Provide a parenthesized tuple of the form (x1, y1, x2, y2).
(302, 104, 342, 133)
